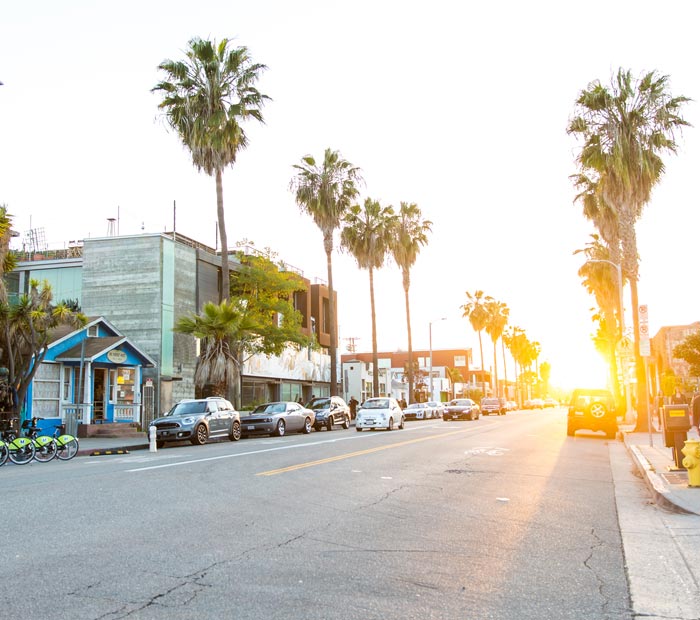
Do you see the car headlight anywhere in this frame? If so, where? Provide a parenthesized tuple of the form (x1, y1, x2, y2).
(263, 417, 273, 423)
(181, 417, 197, 426)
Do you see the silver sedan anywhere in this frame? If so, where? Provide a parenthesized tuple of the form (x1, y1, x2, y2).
(240, 401, 315, 437)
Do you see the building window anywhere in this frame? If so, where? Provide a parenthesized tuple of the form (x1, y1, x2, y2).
(33, 362, 61, 417)
(62, 367, 75, 402)
(88, 325, 99, 337)
(115, 368, 135, 405)
(322, 298, 330, 335)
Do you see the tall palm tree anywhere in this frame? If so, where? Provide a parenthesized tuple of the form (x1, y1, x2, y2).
(153, 37, 269, 301)
(388, 202, 432, 404)
(568, 67, 690, 431)
(341, 198, 396, 397)
(485, 299, 509, 399)
(290, 148, 362, 395)
(0, 205, 17, 304)
(462, 290, 491, 396)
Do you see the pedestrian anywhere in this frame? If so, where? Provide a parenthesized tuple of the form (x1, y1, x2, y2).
(671, 388, 687, 404)
(348, 396, 358, 419)
(399, 397, 407, 409)
(691, 391, 700, 433)
(296, 395, 304, 405)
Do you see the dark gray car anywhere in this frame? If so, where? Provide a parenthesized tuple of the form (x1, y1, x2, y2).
(150, 397, 242, 448)
(307, 396, 351, 431)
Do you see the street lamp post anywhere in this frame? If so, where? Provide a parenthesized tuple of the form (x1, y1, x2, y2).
(429, 317, 447, 400)
(587, 259, 633, 420)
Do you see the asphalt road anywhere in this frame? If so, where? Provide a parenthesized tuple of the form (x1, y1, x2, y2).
(1, 409, 694, 619)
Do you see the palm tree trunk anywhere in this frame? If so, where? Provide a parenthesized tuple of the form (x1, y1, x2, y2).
(216, 168, 229, 303)
(630, 278, 650, 431)
(492, 340, 499, 399)
(369, 267, 379, 397)
(478, 332, 485, 397)
(501, 339, 508, 400)
(403, 276, 413, 404)
(324, 236, 338, 396)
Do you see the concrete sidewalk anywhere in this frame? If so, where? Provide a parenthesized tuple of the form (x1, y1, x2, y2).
(622, 427, 700, 516)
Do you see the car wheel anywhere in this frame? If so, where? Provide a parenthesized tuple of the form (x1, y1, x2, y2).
(156, 440, 165, 449)
(468, 412, 474, 421)
(275, 420, 286, 437)
(356, 427, 362, 432)
(399, 416, 405, 429)
(605, 428, 617, 439)
(566, 420, 576, 436)
(229, 420, 241, 441)
(589, 402, 607, 418)
(314, 423, 322, 432)
(191, 423, 208, 445)
(387, 417, 394, 431)
(302, 417, 312, 434)
(326, 418, 333, 432)
(342, 415, 350, 429)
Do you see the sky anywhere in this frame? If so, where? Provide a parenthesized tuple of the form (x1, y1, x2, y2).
(3, 0, 700, 391)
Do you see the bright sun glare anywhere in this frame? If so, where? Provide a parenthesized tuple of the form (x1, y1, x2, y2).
(551, 350, 611, 393)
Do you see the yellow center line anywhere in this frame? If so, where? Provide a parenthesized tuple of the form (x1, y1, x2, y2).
(256, 428, 472, 476)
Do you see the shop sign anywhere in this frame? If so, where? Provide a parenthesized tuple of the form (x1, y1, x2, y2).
(107, 349, 128, 364)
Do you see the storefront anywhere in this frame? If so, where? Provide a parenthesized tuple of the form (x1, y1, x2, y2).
(25, 317, 155, 431)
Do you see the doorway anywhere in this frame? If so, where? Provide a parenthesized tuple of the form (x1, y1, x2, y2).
(94, 369, 107, 422)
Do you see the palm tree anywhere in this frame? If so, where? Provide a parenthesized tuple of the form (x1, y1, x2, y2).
(290, 148, 362, 395)
(153, 37, 269, 301)
(568, 67, 690, 431)
(388, 202, 432, 404)
(462, 291, 491, 396)
(485, 299, 509, 399)
(174, 300, 254, 402)
(341, 198, 396, 397)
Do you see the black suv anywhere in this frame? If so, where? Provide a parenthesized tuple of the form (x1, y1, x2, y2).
(307, 396, 351, 431)
(150, 397, 242, 447)
(567, 389, 618, 438)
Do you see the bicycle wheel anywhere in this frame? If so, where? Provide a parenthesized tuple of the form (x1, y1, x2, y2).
(32, 436, 58, 462)
(0, 442, 8, 466)
(8, 439, 36, 465)
(56, 437, 79, 461)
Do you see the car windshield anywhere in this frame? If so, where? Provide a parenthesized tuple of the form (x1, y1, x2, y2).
(167, 401, 208, 416)
(308, 398, 330, 411)
(482, 399, 499, 405)
(450, 400, 470, 406)
(406, 403, 424, 409)
(253, 403, 286, 414)
(362, 399, 389, 409)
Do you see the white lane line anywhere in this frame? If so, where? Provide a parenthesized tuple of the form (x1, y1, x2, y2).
(127, 421, 497, 473)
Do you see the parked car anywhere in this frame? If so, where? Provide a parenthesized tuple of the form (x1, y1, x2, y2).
(543, 397, 559, 408)
(307, 396, 351, 431)
(506, 400, 518, 412)
(404, 402, 434, 420)
(241, 401, 315, 437)
(426, 400, 446, 418)
(150, 397, 241, 448)
(356, 397, 405, 431)
(567, 388, 618, 438)
(443, 398, 480, 421)
(480, 397, 506, 415)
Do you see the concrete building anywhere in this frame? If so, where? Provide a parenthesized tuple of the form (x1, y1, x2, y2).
(650, 321, 700, 391)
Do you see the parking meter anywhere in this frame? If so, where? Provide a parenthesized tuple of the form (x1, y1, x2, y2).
(662, 404, 691, 470)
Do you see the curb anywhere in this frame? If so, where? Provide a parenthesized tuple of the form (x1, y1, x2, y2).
(624, 441, 698, 515)
(77, 443, 150, 458)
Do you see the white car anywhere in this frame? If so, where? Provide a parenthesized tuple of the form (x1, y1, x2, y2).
(403, 402, 433, 420)
(356, 397, 406, 431)
(426, 400, 445, 418)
